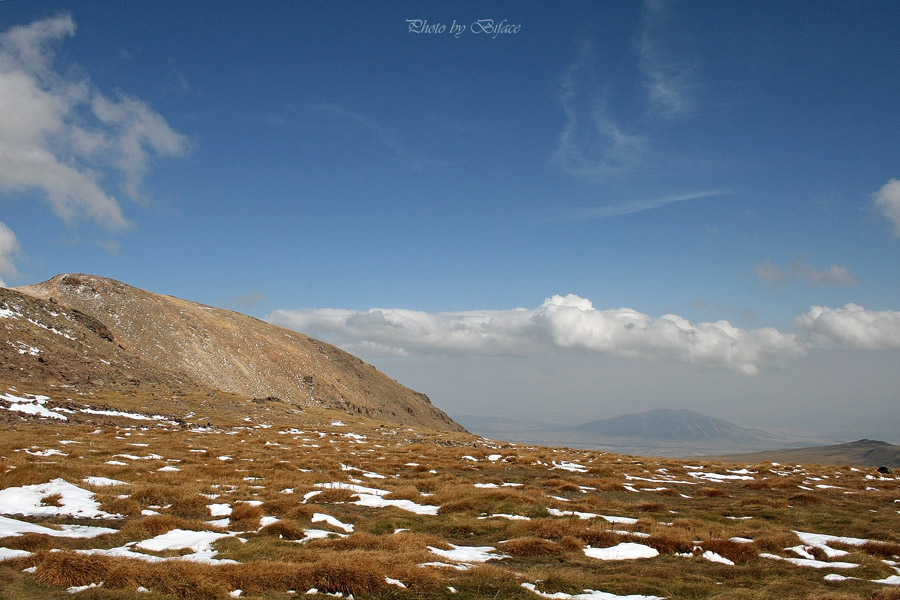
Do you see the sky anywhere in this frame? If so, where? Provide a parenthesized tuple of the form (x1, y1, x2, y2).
(1, 1, 899, 443)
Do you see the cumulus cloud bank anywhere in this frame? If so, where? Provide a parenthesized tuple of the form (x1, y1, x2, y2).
(796, 304, 900, 350)
(874, 178, 900, 236)
(754, 261, 859, 287)
(0, 14, 189, 229)
(0, 222, 20, 286)
(268, 294, 805, 375)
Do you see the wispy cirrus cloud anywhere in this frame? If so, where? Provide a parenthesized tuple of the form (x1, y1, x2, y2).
(638, 0, 697, 119)
(268, 293, 805, 376)
(570, 189, 729, 220)
(754, 261, 860, 288)
(550, 42, 648, 180)
(305, 103, 447, 170)
(0, 14, 190, 230)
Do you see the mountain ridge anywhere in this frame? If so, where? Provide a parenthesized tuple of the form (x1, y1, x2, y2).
(7, 273, 464, 432)
(572, 408, 786, 445)
(706, 438, 900, 468)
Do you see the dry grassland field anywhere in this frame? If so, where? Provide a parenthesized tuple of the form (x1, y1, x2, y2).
(1, 382, 899, 600)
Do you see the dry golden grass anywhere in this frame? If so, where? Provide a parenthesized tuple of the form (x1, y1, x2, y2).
(1, 385, 899, 599)
(32, 550, 108, 587)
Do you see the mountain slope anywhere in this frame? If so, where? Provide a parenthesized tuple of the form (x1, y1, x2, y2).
(708, 439, 900, 468)
(10, 273, 463, 432)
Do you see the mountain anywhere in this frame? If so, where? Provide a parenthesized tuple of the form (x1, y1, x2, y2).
(467, 409, 795, 457)
(4, 273, 463, 432)
(573, 409, 784, 445)
(708, 439, 900, 468)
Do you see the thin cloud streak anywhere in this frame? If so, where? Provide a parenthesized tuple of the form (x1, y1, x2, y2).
(569, 190, 730, 220)
(305, 103, 448, 169)
(754, 261, 860, 288)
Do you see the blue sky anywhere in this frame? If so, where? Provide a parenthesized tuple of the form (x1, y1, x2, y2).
(2, 2, 900, 441)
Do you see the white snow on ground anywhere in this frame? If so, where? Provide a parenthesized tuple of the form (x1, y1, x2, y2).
(760, 553, 858, 569)
(340, 464, 385, 479)
(385, 576, 407, 588)
(80, 541, 238, 565)
(136, 529, 231, 553)
(79, 408, 153, 420)
(67, 582, 102, 594)
(688, 471, 754, 482)
(521, 582, 664, 600)
(624, 474, 696, 485)
(351, 493, 439, 515)
(113, 453, 164, 461)
(872, 572, 900, 585)
(83, 476, 127, 487)
(1, 392, 67, 420)
(208, 503, 232, 517)
(314, 482, 439, 515)
(0, 515, 116, 538)
(0, 547, 31, 561)
(428, 544, 507, 563)
(314, 482, 387, 496)
(702, 550, 735, 565)
(0, 479, 117, 518)
(296, 528, 348, 544)
(794, 530, 869, 548)
(8, 341, 41, 355)
(479, 513, 531, 521)
(546, 508, 638, 524)
(302, 490, 323, 503)
(127, 528, 237, 563)
(428, 544, 508, 564)
(584, 543, 659, 561)
(551, 461, 588, 473)
(311, 512, 354, 532)
(547, 508, 598, 520)
(25, 448, 67, 457)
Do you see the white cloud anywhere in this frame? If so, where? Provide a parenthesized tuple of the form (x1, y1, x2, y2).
(550, 42, 648, 179)
(0, 14, 189, 229)
(638, 4, 695, 119)
(796, 304, 900, 350)
(754, 261, 860, 287)
(305, 103, 444, 170)
(572, 190, 729, 219)
(0, 221, 20, 286)
(874, 178, 900, 236)
(267, 294, 805, 375)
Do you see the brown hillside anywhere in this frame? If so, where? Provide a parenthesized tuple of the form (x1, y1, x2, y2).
(11, 273, 464, 432)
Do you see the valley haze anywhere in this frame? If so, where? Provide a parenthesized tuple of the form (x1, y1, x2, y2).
(1, 3, 899, 447)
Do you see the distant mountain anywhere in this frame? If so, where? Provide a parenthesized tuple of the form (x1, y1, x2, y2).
(572, 408, 785, 445)
(708, 439, 900, 468)
(453, 409, 796, 457)
(5, 273, 464, 432)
